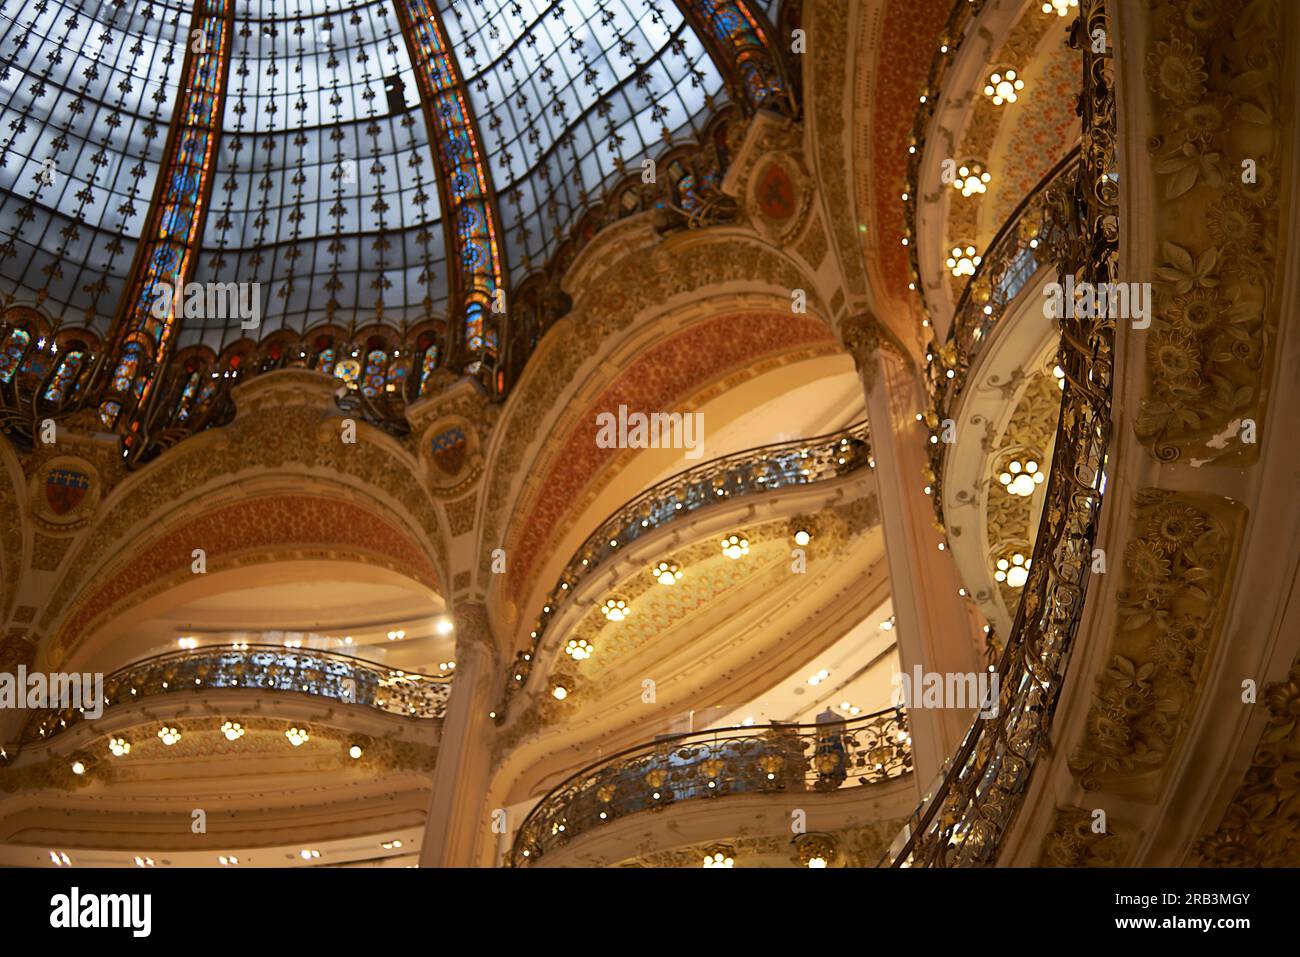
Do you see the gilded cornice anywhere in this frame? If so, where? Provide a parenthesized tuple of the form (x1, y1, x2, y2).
(808, 0, 868, 299)
(37, 373, 446, 652)
(0, 719, 437, 794)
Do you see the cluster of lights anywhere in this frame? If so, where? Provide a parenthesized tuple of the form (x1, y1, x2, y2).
(946, 245, 981, 277)
(231, 640, 250, 651)
(285, 726, 310, 747)
(108, 736, 131, 757)
(437, 659, 457, 672)
(380, 840, 403, 850)
(565, 638, 594, 661)
(1042, 0, 1078, 16)
(807, 668, 831, 687)
(951, 161, 991, 197)
(1053, 364, 1066, 390)
(999, 459, 1045, 497)
(702, 849, 735, 869)
(984, 69, 1024, 105)
(838, 700, 863, 716)
(283, 638, 302, 649)
(720, 533, 750, 560)
(386, 629, 406, 641)
(157, 726, 181, 747)
(218, 855, 239, 866)
(134, 856, 156, 868)
(221, 720, 245, 741)
(177, 636, 198, 650)
(600, 598, 629, 622)
(299, 849, 320, 860)
(995, 553, 1031, 589)
(50, 850, 71, 866)
(651, 560, 682, 585)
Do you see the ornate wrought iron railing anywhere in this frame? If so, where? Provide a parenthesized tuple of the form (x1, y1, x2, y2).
(494, 420, 872, 722)
(919, 148, 1080, 531)
(882, 0, 1116, 867)
(508, 707, 912, 866)
(901, 0, 989, 316)
(21, 644, 452, 745)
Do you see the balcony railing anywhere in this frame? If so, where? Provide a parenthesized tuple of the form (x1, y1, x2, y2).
(920, 147, 1080, 532)
(494, 420, 872, 722)
(902, 0, 989, 316)
(21, 645, 452, 746)
(882, 0, 1116, 867)
(507, 707, 912, 867)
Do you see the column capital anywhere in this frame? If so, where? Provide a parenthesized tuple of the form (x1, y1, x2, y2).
(452, 602, 497, 667)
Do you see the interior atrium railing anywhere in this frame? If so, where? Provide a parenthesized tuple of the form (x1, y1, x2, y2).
(507, 707, 912, 867)
(494, 420, 872, 722)
(882, 0, 1116, 867)
(21, 645, 452, 746)
(902, 0, 988, 316)
(920, 147, 1081, 530)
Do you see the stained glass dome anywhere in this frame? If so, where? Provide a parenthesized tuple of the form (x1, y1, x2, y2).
(0, 0, 790, 450)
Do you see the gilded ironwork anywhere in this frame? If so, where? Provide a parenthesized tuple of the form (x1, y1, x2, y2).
(920, 149, 1078, 532)
(900, 0, 989, 313)
(883, 0, 1116, 867)
(508, 707, 911, 866)
(494, 420, 871, 722)
(21, 644, 452, 747)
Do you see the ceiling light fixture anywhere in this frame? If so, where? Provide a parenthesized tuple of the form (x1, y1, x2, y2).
(721, 533, 749, 560)
(108, 737, 131, 757)
(221, 721, 245, 741)
(946, 245, 981, 277)
(995, 553, 1032, 589)
(984, 69, 1025, 105)
(951, 161, 991, 197)
(999, 459, 1045, 497)
(1042, 0, 1078, 16)
(285, 726, 310, 747)
(157, 726, 181, 747)
(651, 560, 683, 585)
(600, 598, 629, 621)
(565, 638, 594, 661)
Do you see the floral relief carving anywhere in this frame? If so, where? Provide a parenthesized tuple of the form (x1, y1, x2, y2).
(1069, 489, 1246, 795)
(1037, 805, 1130, 867)
(1195, 661, 1300, 866)
(1137, 0, 1281, 463)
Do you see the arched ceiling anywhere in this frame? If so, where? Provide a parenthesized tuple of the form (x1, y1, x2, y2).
(502, 309, 840, 604)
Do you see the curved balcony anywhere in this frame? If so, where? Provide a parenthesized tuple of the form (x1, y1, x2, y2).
(919, 147, 1080, 533)
(21, 645, 452, 747)
(882, 0, 1116, 867)
(507, 707, 911, 867)
(494, 420, 872, 721)
(902, 0, 988, 318)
